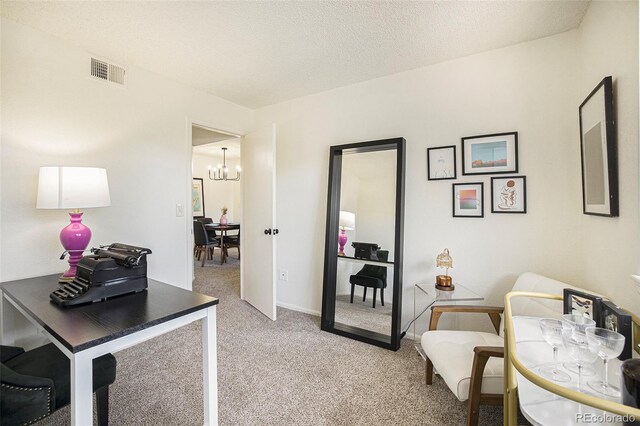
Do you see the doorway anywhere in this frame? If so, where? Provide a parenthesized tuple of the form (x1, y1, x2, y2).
(191, 124, 242, 295)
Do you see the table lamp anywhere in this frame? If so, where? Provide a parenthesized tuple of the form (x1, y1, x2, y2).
(435, 248, 454, 291)
(36, 166, 111, 282)
(338, 211, 355, 256)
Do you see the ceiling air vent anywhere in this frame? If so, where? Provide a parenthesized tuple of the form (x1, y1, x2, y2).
(90, 57, 126, 86)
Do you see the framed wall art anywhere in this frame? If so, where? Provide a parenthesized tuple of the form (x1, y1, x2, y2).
(461, 132, 518, 176)
(579, 76, 618, 217)
(491, 176, 526, 214)
(599, 300, 632, 360)
(452, 182, 483, 218)
(427, 145, 456, 180)
(563, 288, 602, 324)
(192, 177, 205, 218)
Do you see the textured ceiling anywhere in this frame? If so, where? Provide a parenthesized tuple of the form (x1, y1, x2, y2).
(1, 1, 590, 108)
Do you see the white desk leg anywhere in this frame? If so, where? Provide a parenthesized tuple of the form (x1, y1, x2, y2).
(203, 305, 218, 426)
(71, 352, 93, 426)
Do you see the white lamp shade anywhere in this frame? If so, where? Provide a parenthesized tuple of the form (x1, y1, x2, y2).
(36, 166, 111, 209)
(339, 211, 355, 230)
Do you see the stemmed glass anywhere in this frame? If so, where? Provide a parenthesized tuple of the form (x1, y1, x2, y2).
(585, 326, 625, 396)
(562, 326, 599, 391)
(561, 314, 596, 376)
(538, 319, 571, 382)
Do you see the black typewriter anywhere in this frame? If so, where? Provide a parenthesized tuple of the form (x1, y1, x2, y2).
(50, 243, 152, 307)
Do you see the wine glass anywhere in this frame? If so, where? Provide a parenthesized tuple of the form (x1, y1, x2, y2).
(538, 319, 571, 382)
(562, 327, 599, 391)
(562, 314, 597, 376)
(585, 326, 625, 396)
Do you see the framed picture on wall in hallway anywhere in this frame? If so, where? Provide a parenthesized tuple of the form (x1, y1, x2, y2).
(452, 182, 483, 217)
(192, 178, 205, 218)
(461, 132, 518, 175)
(427, 145, 456, 180)
(579, 76, 618, 217)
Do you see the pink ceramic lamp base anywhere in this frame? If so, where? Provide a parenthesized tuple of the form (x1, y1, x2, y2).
(338, 229, 348, 256)
(59, 212, 91, 282)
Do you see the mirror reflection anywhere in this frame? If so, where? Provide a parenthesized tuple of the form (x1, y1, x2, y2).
(334, 148, 397, 336)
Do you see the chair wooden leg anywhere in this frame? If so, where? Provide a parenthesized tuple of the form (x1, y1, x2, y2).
(372, 288, 377, 308)
(237, 246, 240, 260)
(425, 357, 433, 385)
(350, 284, 355, 303)
(96, 385, 109, 426)
(381, 288, 384, 306)
(201, 247, 206, 267)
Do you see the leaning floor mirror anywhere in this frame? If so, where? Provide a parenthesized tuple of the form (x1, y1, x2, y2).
(321, 137, 405, 350)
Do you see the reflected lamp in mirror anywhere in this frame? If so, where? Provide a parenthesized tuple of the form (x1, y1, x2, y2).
(436, 248, 454, 291)
(338, 211, 355, 256)
(36, 166, 111, 282)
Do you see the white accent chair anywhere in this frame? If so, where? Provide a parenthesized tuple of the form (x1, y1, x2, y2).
(421, 272, 602, 426)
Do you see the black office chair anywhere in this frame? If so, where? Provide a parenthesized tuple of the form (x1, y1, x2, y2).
(349, 250, 388, 308)
(1, 343, 116, 426)
(193, 221, 220, 267)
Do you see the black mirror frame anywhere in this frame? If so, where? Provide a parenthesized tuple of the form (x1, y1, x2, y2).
(320, 137, 405, 351)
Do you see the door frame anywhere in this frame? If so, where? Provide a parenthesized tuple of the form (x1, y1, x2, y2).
(186, 118, 245, 293)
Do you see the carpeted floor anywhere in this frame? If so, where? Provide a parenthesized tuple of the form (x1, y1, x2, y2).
(38, 256, 507, 426)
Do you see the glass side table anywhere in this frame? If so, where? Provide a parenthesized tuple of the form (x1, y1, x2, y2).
(413, 282, 484, 359)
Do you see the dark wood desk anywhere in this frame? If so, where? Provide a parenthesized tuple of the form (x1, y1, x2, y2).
(205, 223, 240, 264)
(0, 274, 220, 425)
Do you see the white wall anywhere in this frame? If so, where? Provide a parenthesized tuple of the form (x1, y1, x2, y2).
(192, 153, 241, 222)
(576, 1, 639, 315)
(0, 18, 252, 288)
(259, 29, 583, 330)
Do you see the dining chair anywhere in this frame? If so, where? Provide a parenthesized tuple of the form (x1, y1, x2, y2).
(193, 221, 220, 266)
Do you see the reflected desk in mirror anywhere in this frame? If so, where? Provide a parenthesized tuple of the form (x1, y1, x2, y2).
(413, 282, 484, 359)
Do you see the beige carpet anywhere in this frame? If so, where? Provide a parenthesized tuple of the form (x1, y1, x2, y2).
(37, 255, 509, 425)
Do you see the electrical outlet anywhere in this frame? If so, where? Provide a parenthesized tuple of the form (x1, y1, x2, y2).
(176, 204, 184, 217)
(278, 269, 288, 281)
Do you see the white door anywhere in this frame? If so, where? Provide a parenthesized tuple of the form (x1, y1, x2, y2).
(241, 124, 277, 320)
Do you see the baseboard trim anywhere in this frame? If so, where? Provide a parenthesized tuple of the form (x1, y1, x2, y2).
(276, 301, 320, 317)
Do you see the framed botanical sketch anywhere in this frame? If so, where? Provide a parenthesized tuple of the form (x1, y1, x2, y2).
(452, 182, 483, 218)
(579, 76, 618, 217)
(563, 288, 602, 325)
(461, 132, 518, 175)
(491, 176, 526, 213)
(192, 178, 205, 218)
(427, 145, 456, 180)
(600, 300, 632, 360)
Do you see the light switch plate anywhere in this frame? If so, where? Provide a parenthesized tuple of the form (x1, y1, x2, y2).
(176, 204, 184, 217)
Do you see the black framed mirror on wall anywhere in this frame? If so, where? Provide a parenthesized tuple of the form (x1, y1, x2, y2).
(321, 137, 405, 351)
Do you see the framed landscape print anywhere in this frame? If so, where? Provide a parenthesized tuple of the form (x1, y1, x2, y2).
(579, 76, 618, 217)
(461, 132, 518, 175)
(192, 178, 205, 218)
(600, 300, 632, 360)
(563, 288, 602, 325)
(452, 182, 483, 217)
(427, 145, 456, 180)
(491, 176, 526, 213)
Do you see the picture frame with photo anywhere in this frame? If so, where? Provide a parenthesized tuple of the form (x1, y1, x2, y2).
(452, 182, 483, 218)
(461, 132, 518, 176)
(600, 300, 632, 360)
(579, 76, 618, 217)
(427, 145, 457, 180)
(192, 178, 205, 218)
(563, 288, 602, 325)
(491, 176, 526, 214)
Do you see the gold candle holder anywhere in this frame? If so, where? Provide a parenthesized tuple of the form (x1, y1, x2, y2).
(435, 248, 454, 291)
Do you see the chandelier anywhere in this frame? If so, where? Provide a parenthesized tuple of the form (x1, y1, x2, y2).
(208, 147, 240, 181)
